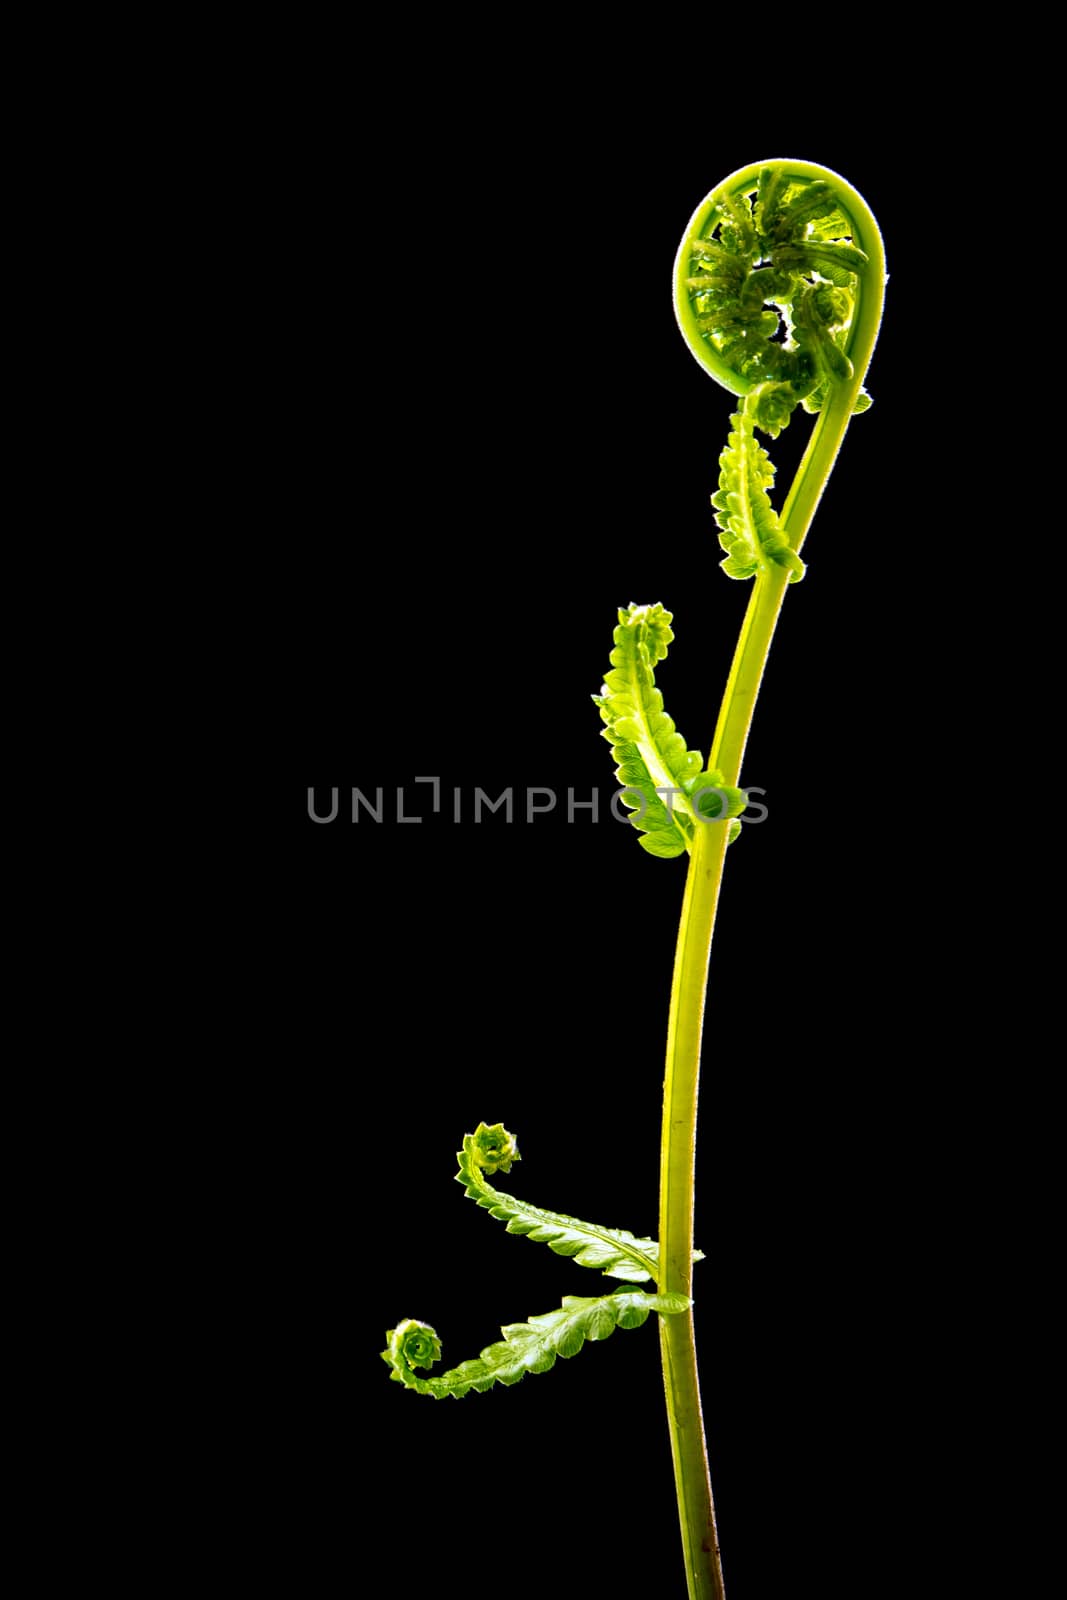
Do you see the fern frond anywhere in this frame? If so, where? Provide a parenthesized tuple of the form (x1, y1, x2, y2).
(382, 1290, 691, 1399)
(594, 603, 746, 859)
(457, 1123, 704, 1284)
(711, 401, 806, 584)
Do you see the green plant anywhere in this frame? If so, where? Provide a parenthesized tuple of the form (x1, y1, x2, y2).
(380, 159, 885, 1599)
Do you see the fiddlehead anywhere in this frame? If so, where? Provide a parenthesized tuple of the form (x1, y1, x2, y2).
(674, 159, 886, 567)
(457, 1121, 704, 1283)
(382, 1290, 691, 1399)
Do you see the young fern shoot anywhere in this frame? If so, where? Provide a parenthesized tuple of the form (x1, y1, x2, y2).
(381, 160, 886, 1600)
(651, 158, 886, 1600)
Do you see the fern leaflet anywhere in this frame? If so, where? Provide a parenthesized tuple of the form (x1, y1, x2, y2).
(457, 1123, 704, 1284)
(382, 1290, 691, 1399)
(711, 398, 806, 583)
(594, 603, 746, 859)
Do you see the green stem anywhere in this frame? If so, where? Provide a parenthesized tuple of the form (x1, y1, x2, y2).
(707, 566, 791, 788)
(657, 818, 727, 1600)
(660, 160, 886, 1595)
(658, 267, 883, 1590)
(657, 567, 786, 1600)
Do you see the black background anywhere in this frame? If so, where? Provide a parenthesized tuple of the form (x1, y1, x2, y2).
(198, 57, 993, 1598)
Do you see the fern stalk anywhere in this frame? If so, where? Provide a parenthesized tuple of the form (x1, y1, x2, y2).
(658, 818, 731, 1599)
(660, 160, 885, 1600)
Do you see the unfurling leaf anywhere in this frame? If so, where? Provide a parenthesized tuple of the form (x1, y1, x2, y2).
(457, 1124, 705, 1284)
(382, 1290, 691, 1399)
